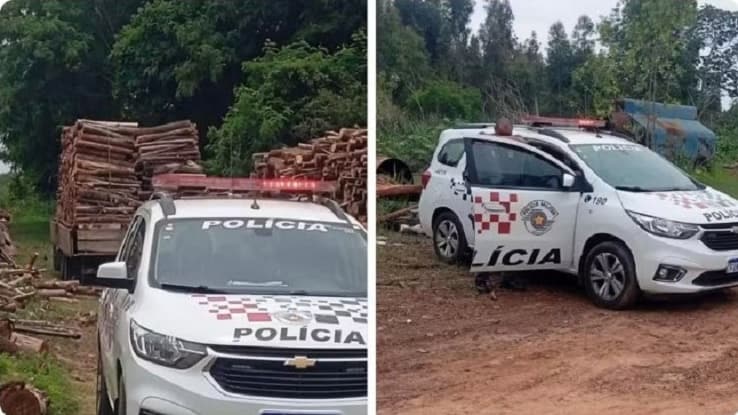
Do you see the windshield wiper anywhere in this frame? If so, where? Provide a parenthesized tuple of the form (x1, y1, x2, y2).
(160, 283, 227, 294)
(615, 186, 652, 192)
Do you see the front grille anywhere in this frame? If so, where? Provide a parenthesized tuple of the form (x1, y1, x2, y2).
(693, 270, 738, 287)
(700, 230, 738, 251)
(208, 345, 366, 359)
(209, 356, 367, 399)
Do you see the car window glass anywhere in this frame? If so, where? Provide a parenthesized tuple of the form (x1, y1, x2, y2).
(471, 140, 563, 189)
(118, 217, 140, 262)
(125, 218, 146, 279)
(438, 140, 465, 167)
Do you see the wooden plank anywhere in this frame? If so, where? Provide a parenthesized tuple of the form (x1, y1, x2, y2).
(77, 240, 121, 254)
(77, 229, 125, 242)
(56, 223, 75, 256)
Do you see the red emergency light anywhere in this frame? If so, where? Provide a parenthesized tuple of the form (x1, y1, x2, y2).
(151, 174, 337, 194)
(521, 115, 606, 129)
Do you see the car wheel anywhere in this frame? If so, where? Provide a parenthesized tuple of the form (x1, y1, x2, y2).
(117, 376, 127, 415)
(582, 241, 640, 309)
(96, 354, 114, 415)
(432, 212, 467, 264)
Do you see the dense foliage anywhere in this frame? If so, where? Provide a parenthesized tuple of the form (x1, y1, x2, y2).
(378, 0, 738, 167)
(0, 0, 367, 191)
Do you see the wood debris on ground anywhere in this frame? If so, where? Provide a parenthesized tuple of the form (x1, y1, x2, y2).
(252, 127, 368, 222)
(0, 381, 48, 415)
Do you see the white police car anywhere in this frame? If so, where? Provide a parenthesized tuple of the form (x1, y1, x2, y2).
(418, 119, 738, 309)
(95, 176, 367, 415)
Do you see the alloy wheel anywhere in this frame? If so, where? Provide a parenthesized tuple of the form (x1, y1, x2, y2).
(589, 253, 626, 301)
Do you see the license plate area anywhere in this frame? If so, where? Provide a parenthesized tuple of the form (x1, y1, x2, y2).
(727, 258, 738, 274)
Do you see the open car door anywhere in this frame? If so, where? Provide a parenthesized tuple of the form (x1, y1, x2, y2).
(465, 136, 582, 273)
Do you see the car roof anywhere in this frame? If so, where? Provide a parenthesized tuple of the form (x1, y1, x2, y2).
(441, 125, 636, 148)
(140, 198, 348, 223)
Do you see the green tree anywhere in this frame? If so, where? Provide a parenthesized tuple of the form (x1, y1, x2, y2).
(546, 21, 575, 115)
(478, 0, 519, 116)
(600, 0, 698, 103)
(0, 0, 143, 191)
(207, 34, 367, 176)
(377, 0, 432, 102)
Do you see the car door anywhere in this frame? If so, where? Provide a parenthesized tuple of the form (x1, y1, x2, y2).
(100, 216, 144, 394)
(430, 139, 476, 243)
(465, 137, 581, 273)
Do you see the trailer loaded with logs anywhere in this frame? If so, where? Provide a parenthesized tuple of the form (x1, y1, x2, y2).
(51, 119, 202, 280)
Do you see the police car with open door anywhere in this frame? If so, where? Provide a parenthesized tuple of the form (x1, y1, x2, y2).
(95, 175, 367, 415)
(418, 118, 738, 309)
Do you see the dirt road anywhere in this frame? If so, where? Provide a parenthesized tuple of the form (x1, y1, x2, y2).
(378, 232, 738, 415)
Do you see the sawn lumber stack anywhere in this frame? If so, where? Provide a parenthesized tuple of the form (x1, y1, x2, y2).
(135, 120, 203, 199)
(55, 120, 140, 229)
(55, 119, 203, 233)
(251, 128, 368, 221)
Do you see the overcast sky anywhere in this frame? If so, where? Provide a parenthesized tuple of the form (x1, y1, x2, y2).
(470, 0, 738, 44)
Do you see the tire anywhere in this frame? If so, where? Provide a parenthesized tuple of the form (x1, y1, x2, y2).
(432, 211, 468, 264)
(582, 241, 640, 309)
(96, 353, 114, 415)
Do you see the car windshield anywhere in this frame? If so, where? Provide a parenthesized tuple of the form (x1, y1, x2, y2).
(570, 143, 703, 192)
(151, 218, 367, 297)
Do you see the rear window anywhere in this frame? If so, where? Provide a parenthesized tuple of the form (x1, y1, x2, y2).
(151, 218, 366, 297)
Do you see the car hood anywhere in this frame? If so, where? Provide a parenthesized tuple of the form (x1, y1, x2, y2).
(132, 290, 368, 348)
(616, 187, 738, 225)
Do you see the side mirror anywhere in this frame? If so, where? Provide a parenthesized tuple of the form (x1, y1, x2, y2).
(95, 261, 134, 291)
(562, 173, 575, 189)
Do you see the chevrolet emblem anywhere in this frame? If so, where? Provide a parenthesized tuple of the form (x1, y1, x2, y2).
(284, 355, 316, 369)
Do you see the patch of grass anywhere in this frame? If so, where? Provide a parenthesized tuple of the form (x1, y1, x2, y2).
(378, 116, 447, 172)
(0, 353, 79, 415)
(693, 167, 738, 198)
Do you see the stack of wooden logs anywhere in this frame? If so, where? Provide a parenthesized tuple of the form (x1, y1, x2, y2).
(55, 120, 140, 229)
(251, 128, 368, 221)
(135, 120, 203, 199)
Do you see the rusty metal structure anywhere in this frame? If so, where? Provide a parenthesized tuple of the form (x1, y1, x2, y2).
(610, 98, 716, 163)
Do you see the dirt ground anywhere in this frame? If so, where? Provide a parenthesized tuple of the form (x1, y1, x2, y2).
(378, 231, 738, 415)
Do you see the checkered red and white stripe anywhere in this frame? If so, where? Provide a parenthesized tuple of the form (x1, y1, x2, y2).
(474, 192, 518, 234)
(192, 295, 272, 321)
(655, 192, 734, 210)
(191, 295, 368, 325)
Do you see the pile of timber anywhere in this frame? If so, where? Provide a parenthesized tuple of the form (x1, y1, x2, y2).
(376, 174, 422, 198)
(135, 120, 203, 199)
(251, 128, 368, 221)
(0, 211, 15, 267)
(54, 120, 140, 231)
(0, 381, 47, 415)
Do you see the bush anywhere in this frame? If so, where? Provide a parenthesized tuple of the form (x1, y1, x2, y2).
(206, 32, 367, 176)
(406, 81, 482, 120)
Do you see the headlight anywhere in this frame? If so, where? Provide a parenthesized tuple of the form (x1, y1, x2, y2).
(130, 319, 206, 369)
(626, 211, 699, 239)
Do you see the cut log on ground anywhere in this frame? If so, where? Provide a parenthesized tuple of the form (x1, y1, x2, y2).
(10, 333, 47, 354)
(0, 382, 48, 415)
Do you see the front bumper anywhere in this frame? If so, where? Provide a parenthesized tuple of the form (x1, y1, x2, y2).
(631, 231, 738, 294)
(123, 352, 367, 415)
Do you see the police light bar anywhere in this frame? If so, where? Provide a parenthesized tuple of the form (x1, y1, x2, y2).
(521, 115, 606, 129)
(151, 174, 337, 194)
